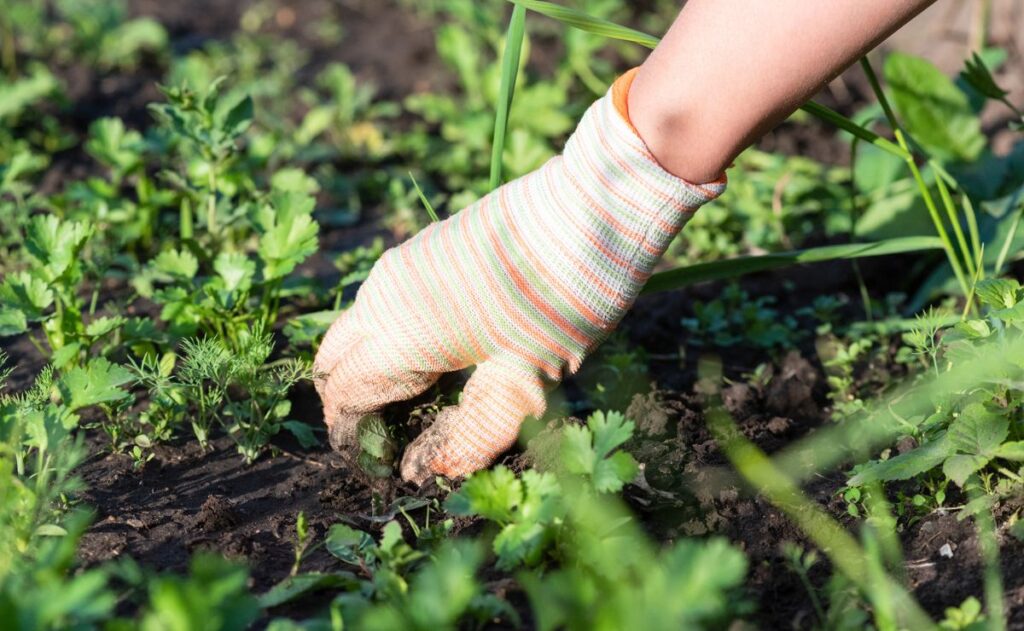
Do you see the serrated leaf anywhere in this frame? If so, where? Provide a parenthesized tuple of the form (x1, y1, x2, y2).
(948, 403, 1007, 456)
(943, 454, 989, 486)
(848, 436, 952, 486)
(493, 521, 546, 570)
(258, 192, 319, 281)
(591, 450, 638, 493)
(153, 248, 199, 280)
(975, 278, 1020, 309)
(24, 215, 92, 281)
(85, 117, 143, 173)
(214, 252, 255, 293)
(561, 411, 638, 492)
(50, 343, 81, 369)
(444, 465, 521, 523)
(0, 271, 54, 319)
(85, 316, 126, 339)
(560, 424, 596, 474)
(588, 410, 635, 457)
(961, 51, 1009, 101)
(325, 524, 376, 565)
(57, 358, 134, 410)
(954, 319, 991, 339)
(0, 308, 28, 336)
(885, 52, 986, 161)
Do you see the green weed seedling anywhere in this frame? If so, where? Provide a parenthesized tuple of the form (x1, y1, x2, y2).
(135, 189, 319, 345)
(50, 0, 167, 71)
(149, 78, 254, 241)
(682, 284, 800, 351)
(848, 278, 1024, 501)
(0, 355, 133, 574)
(0, 215, 129, 366)
(132, 327, 310, 461)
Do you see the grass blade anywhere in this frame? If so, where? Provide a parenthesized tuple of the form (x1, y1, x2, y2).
(408, 172, 440, 223)
(994, 186, 1024, 275)
(641, 236, 944, 295)
(706, 405, 934, 630)
(507, 0, 659, 49)
(490, 4, 527, 191)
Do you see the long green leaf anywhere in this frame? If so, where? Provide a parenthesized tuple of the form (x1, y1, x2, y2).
(641, 236, 944, 295)
(508, 0, 659, 49)
(490, 5, 527, 190)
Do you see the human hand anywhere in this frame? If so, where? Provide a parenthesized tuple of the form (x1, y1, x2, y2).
(313, 71, 724, 484)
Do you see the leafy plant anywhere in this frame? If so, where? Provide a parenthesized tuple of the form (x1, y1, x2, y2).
(682, 284, 799, 351)
(131, 327, 311, 461)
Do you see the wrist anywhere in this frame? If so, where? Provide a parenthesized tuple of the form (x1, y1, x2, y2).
(624, 64, 732, 184)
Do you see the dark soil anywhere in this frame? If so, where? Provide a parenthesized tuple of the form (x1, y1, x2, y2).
(6, 0, 1024, 627)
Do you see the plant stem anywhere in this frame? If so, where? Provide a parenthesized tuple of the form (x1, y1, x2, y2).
(934, 172, 976, 279)
(208, 164, 219, 237)
(180, 197, 193, 240)
(858, 56, 971, 297)
(994, 190, 1024, 275)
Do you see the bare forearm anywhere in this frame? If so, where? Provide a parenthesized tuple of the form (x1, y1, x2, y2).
(628, 0, 937, 183)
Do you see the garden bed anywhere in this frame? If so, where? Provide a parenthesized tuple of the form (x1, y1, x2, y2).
(3, 0, 1024, 628)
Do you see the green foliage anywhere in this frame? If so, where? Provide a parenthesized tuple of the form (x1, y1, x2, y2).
(884, 52, 986, 162)
(561, 411, 639, 492)
(849, 283, 1024, 498)
(446, 467, 563, 568)
(682, 284, 799, 351)
(118, 554, 260, 631)
(130, 327, 310, 461)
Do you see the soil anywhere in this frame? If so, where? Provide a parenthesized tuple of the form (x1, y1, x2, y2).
(5, 0, 1024, 628)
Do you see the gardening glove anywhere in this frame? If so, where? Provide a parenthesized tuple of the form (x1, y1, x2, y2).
(313, 69, 726, 484)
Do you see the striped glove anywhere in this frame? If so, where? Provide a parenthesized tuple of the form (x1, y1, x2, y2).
(313, 69, 725, 484)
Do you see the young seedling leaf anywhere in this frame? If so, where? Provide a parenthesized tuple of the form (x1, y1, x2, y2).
(445, 465, 521, 523)
(0, 271, 54, 320)
(258, 192, 320, 281)
(325, 524, 376, 565)
(259, 572, 359, 608)
(948, 403, 1007, 457)
(974, 278, 1021, 310)
(153, 248, 200, 281)
(58, 358, 134, 410)
(562, 411, 639, 493)
(943, 454, 988, 487)
(24, 215, 92, 282)
(848, 436, 953, 486)
(214, 252, 256, 293)
(282, 421, 319, 449)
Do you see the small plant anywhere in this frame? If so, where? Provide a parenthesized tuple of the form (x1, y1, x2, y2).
(135, 189, 319, 344)
(131, 326, 312, 461)
(682, 284, 799, 351)
(149, 78, 254, 241)
(818, 336, 873, 421)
